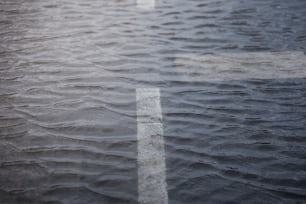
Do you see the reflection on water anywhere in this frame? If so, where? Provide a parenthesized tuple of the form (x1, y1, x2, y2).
(0, 0, 306, 203)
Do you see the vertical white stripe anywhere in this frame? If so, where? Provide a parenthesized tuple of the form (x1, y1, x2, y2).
(136, 88, 168, 204)
(137, 0, 155, 10)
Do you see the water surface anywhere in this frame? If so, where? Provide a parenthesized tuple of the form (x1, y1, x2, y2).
(1, 0, 306, 203)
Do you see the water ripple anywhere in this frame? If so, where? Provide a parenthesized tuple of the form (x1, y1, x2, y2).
(1, 0, 306, 203)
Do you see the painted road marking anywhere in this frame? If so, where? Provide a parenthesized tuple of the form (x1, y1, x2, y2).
(135, 52, 306, 203)
(136, 88, 168, 204)
(137, 0, 155, 10)
(174, 51, 306, 81)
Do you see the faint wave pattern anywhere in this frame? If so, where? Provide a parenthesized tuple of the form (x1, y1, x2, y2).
(1, 0, 306, 203)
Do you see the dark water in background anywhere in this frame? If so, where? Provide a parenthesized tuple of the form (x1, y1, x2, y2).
(1, 0, 306, 203)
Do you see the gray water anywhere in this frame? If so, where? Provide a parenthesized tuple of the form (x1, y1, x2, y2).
(1, 0, 306, 203)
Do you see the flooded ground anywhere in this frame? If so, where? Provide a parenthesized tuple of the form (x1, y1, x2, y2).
(0, 0, 306, 203)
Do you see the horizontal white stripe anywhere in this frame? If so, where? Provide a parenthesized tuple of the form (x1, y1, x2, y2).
(175, 51, 306, 81)
(137, 0, 155, 10)
(136, 88, 168, 204)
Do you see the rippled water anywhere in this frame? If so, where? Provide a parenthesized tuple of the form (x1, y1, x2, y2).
(1, 0, 306, 203)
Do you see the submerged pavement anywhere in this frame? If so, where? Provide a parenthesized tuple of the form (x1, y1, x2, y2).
(1, 0, 306, 203)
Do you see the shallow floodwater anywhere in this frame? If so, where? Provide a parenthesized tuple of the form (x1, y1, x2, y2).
(1, 0, 306, 203)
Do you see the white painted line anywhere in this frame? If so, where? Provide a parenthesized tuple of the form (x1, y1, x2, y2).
(136, 88, 168, 204)
(174, 51, 306, 81)
(137, 0, 155, 10)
